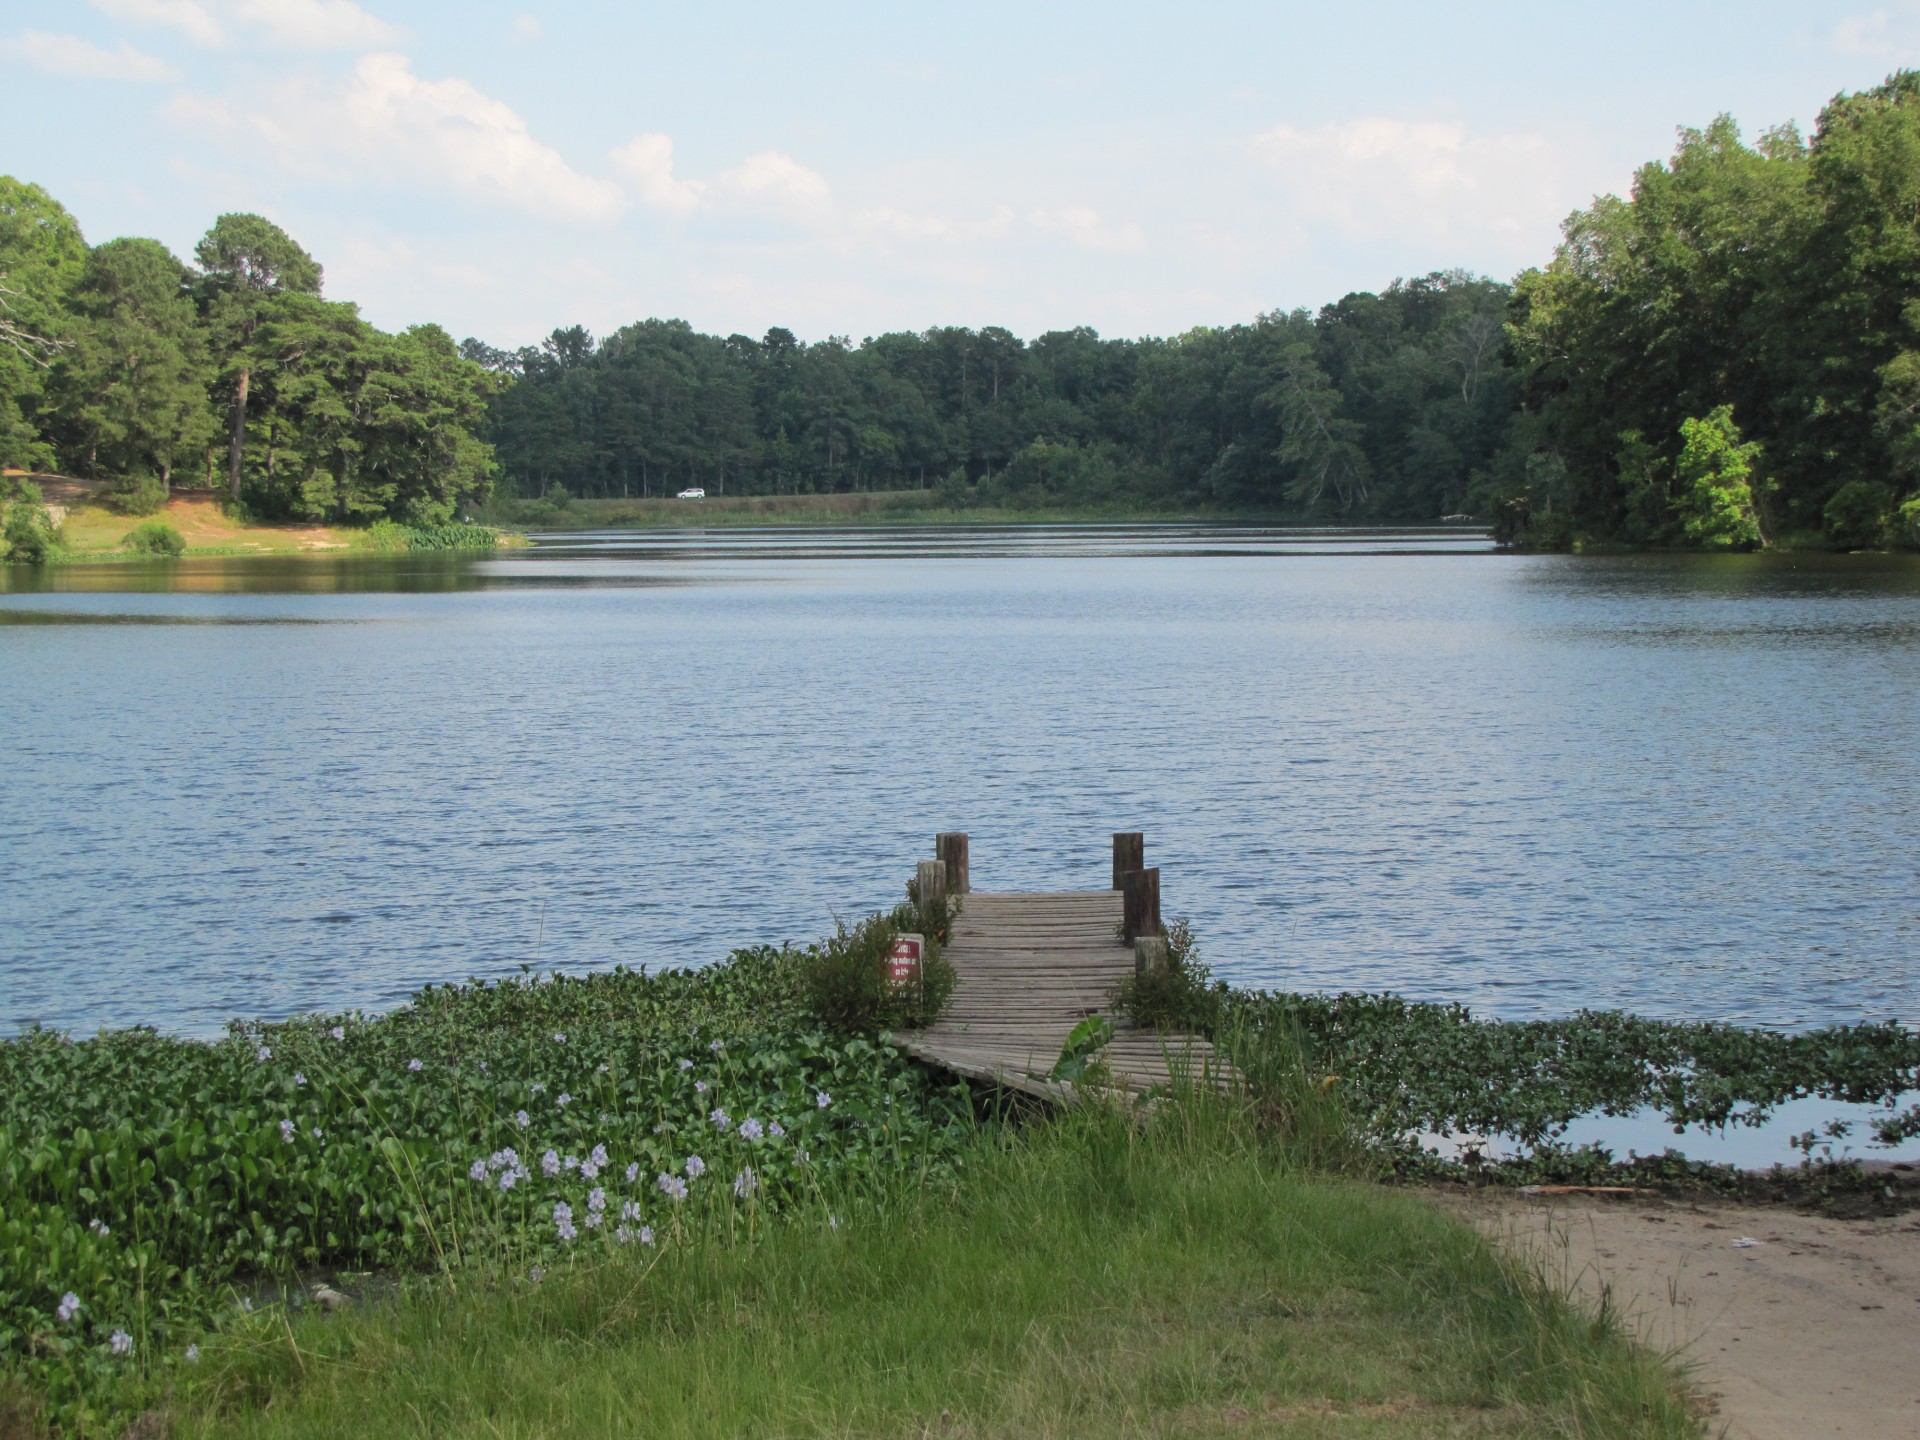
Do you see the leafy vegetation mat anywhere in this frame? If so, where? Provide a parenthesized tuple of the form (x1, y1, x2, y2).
(1238, 993, 1916, 1158)
(0, 946, 971, 1430)
(130, 1104, 1694, 1439)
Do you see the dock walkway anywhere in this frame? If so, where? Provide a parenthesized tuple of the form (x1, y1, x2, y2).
(895, 835, 1227, 1099)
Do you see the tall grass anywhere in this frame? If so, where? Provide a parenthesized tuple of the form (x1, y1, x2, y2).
(147, 1081, 1698, 1440)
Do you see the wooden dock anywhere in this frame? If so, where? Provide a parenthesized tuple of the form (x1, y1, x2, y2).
(895, 833, 1228, 1100)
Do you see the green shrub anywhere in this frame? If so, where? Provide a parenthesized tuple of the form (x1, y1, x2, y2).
(2, 482, 62, 564)
(362, 518, 412, 551)
(800, 896, 957, 1034)
(1113, 918, 1222, 1034)
(121, 519, 185, 556)
(107, 472, 168, 517)
(1823, 480, 1894, 549)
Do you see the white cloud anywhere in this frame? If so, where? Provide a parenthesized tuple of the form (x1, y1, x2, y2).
(90, 0, 224, 48)
(1028, 204, 1145, 253)
(174, 52, 627, 220)
(609, 134, 705, 215)
(2, 30, 176, 81)
(90, 0, 399, 51)
(1250, 115, 1564, 241)
(230, 0, 400, 51)
(610, 136, 835, 226)
(1830, 7, 1920, 57)
(710, 150, 834, 222)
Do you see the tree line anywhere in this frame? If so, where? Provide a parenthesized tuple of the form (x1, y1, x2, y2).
(0, 185, 495, 526)
(7, 71, 1920, 546)
(464, 273, 1515, 521)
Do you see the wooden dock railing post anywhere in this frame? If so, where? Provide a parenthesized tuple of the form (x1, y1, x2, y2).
(936, 832, 970, 895)
(1121, 866, 1160, 942)
(1111, 832, 1144, 890)
(915, 858, 949, 909)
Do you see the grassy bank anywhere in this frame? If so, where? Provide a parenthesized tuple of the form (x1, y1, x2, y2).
(478, 488, 1419, 531)
(3, 475, 516, 563)
(138, 1096, 1695, 1440)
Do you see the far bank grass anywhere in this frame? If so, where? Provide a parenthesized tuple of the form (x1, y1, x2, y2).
(156, 1097, 1696, 1440)
(483, 489, 1381, 531)
(44, 496, 520, 562)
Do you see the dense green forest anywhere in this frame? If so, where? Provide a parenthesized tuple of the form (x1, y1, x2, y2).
(0, 185, 496, 526)
(464, 273, 1513, 521)
(6, 71, 1920, 546)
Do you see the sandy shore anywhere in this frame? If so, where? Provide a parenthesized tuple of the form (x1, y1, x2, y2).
(1437, 1185, 1920, 1438)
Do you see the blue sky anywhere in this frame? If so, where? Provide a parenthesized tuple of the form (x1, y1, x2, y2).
(3, 1, 1914, 347)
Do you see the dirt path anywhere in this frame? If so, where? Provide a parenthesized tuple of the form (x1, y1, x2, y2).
(1435, 1187, 1920, 1438)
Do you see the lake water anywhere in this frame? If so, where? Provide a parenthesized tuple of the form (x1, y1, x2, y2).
(4, 526, 1919, 1055)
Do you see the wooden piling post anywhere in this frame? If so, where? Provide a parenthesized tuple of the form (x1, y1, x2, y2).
(1122, 866, 1160, 942)
(935, 832, 970, 895)
(915, 858, 948, 909)
(1133, 935, 1170, 976)
(1111, 832, 1144, 890)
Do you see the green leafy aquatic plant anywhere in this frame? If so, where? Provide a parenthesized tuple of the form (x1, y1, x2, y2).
(0, 945, 973, 1427)
(1049, 1016, 1114, 1083)
(1222, 990, 1920, 1155)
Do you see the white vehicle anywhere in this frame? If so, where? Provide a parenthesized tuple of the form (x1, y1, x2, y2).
(676, 487, 706, 500)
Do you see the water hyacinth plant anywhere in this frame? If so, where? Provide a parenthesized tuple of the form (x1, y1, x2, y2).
(0, 941, 971, 1427)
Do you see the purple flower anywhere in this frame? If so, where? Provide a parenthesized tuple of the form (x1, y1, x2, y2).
(407, 1058, 423, 1073)
(529, 1081, 546, 1095)
(596, 1063, 609, 1074)
(563, 1154, 580, 1172)
(677, 1059, 693, 1071)
(638, 1224, 655, 1246)
(684, 1155, 705, 1179)
(293, 1072, 306, 1087)
(709, 1039, 724, 1052)
(816, 1091, 831, 1108)
(620, 1199, 642, 1222)
(738, 1117, 764, 1141)
(768, 1120, 786, 1138)
(709, 1108, 730, 1129)
(498, 1169, 520, 1192)
(329, 1026, 345, 1041)
(625, 1162, 641, 1183)
(469, 1160, 488, 1183)
(515, 1109, 530, 1129)
(257, 1045, 272, 1062)
(541, 1150, 561, 1177)
(185, 1344, 201, 1362)
(553, 1201, 576, 1242)
(732, 1167, 759, 1199)
(556, 1093, 572, 1109)
(109, 1329, 132, 1357)
(657, 1173, 688, 1200)
(55, 1292, 79, 1324)
(88, 1218, 109, 1236)
(614, 1225, 636, 1244)
(552, 1032, 567, 1044)
(587, 1188, 607, 1214)
(312, 1127, 323, 1139)
(589, 1143, 609, 1169)
(580, 1157, 600, 1181)
(278, 1119, 296, 1143)
(694, 1081, 708, 1095)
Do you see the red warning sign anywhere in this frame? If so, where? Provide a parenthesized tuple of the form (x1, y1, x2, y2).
(887, 933, 924, 990)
